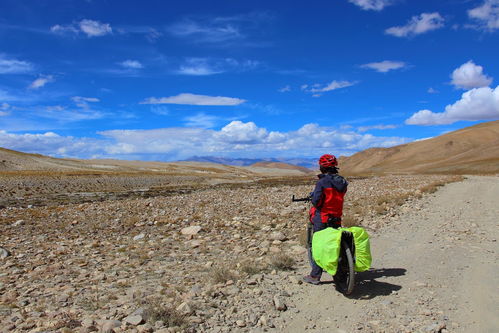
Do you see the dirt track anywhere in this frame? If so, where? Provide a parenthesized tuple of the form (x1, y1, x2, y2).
(281, 176, 499, 333)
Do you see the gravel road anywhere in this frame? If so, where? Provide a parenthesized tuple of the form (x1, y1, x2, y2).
(280, 175, 499, 333)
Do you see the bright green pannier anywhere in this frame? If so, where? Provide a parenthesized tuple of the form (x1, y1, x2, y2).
(311, 226, 372, 275)
(311, 227, 342, 275)
(344, 226, 372, 272)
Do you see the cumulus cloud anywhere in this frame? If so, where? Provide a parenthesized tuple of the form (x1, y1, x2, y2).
(450, 61, 493, 90)
(406, 86, 499, 125)
(468, 0, 499, 31)
(348, 0, 393, 11)
(141, 93, 246, 106)
(386, 12, 444, 37)
(28, 75, 54, 89)
(302, 80, 357, 96)
(428, 87, 439, 94)
(120, 60, 143, 69)
(50, 19, 112, 37)
(0, 54, 33, 74)
(0, 121, 409, 160)
(278, 85, 291, 92)
(361, 60, 406, 73)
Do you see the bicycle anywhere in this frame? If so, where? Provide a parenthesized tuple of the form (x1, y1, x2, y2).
(292, 195, 355, 295)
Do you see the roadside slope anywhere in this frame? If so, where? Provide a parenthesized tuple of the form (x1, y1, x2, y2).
(281, 176, 499, 332)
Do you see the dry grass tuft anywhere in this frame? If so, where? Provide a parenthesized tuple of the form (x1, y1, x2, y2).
(210, 265, 239, 284)
(144, 299, 187, 328)
(239, 260, 267, 275)
(270, 253, 295, 271)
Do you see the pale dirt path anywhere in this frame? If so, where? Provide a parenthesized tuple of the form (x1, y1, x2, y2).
(279, 176, 499, 333)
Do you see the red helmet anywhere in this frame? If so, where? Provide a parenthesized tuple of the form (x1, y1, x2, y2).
(319, 154, 338, 168)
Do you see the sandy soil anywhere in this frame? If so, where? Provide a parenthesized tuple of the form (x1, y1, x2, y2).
(280, 176, 499, 333)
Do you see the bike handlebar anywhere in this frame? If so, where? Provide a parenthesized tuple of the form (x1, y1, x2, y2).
(292, 195, 311, 202)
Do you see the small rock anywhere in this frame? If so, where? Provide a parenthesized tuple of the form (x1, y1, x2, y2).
(181, 226, 202, 235)
(0, 247, 10, 259)
(273, 295, 287, 311)
(270, 232, 287, 241)
(137, 323, 153, 333)
(176, 302, 193, 315)
(133, 233, 145, 241)
(101, 320, 121, 333)
(289, 276, 302, 285)
(124, 315, 144, 326)
(235, 320, 246, 327)
(12, 220, 25, 226)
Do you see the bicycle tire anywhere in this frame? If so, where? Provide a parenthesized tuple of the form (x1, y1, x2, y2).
(334, 240, 355, 295)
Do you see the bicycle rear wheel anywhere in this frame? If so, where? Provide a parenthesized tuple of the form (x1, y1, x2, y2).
(334, 240, 355, 295)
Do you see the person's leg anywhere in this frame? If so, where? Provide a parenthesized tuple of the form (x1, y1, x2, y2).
(304, 215, 327, 284)
(310, 217, 327, 276)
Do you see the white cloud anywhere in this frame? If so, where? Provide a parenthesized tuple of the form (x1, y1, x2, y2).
(176, 57, 259, 76)
(150, 106, 169, 116)
(169, 18, 242, 43)
(427, 87, 439, 94)
(79, 19, 112, 37)
(184, 113, 221, 128)
(450, 60, 493, 90)
(0, 54, 33, 74)
(302, 80, 357, 96)
(386, 12, 444, 37)
(141, 93, 246, 106)
(278, 85, 291, 92)
(0, 121, 409, 160)
(71, 96, 100, 103)
(468, 0, 499, 31)
(177, 60, 222, 75)
(406, 86, 499, 125)
(28, 75, 54, 89)
(50, 19, 112, 37)
(357, 124, 398, 132)
(348, 0, 393, 11)
(215, 121, 268, 144)
(361, 60, 406, 73)
(120, 60, 143, 69)
(0, 103, 9, 116)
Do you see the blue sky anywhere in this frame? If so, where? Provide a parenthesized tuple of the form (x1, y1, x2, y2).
(0, 0, 498, 161)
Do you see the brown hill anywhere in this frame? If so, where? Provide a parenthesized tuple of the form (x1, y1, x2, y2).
(340, 120, 499, 175)
(249, 161, 313, 174)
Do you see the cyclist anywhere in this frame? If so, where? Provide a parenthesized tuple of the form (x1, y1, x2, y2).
(303, 154, 348, 285)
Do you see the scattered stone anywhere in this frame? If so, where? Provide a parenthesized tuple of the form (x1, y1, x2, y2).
(270, 231, 287, 241)
(133, 233, 145, 241)
(124, 314, 144, 326)
(236, 319, 246, 327)
(101, 320, 121, 333)
(12, 220, 25, 226)
(181, 226, 202, 235)
(273, 295, 287, 311)
(0, 247, 10, 259)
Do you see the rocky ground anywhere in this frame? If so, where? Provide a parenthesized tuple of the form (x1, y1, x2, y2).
(0, 174, 466, 332)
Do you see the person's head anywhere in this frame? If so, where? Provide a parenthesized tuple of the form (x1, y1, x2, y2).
(318, 154, 338, 174)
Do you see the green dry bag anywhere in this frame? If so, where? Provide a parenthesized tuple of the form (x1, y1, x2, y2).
(345, 226, 372, 272)
(311, 227, 342, 275)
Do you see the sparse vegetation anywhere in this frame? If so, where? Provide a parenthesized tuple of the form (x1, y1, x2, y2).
(270, 253, 295, 271)
(144, 298, 187, 328)
(210, 265, 239, 284)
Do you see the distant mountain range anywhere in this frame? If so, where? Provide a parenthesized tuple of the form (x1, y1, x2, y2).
(183, 156, 317, 169)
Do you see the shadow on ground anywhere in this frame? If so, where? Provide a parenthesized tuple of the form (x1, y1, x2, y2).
(348, 268, 406, 300)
